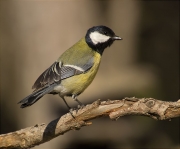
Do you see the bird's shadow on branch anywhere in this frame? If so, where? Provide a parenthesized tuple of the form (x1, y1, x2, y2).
(43, 117, 60, 142)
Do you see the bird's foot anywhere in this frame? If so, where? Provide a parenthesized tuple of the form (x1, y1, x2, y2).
(69, 108, 76, 118)
(69, 108, 76, 112)
(77, 104, 85, 109)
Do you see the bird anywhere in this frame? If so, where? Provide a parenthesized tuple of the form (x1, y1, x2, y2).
(18, 25, 122, 112)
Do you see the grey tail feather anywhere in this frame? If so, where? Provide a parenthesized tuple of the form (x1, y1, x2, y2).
(18, 85, 55, 108)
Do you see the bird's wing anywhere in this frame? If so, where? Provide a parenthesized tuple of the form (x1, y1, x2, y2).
(32, 57, 94, 91)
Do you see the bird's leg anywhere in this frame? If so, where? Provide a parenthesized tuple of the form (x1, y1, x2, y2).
(72, 95, 84, 108)
(62, 97, 71, 109)
(60, 95, 75, 118)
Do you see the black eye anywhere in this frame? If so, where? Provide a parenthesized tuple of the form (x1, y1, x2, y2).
(104, 31, 107, 35)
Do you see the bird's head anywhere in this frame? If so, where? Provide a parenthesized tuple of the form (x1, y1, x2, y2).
(85, 25, 122, 55)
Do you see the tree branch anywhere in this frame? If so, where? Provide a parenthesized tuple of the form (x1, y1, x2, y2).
(0, 97, 180, 149)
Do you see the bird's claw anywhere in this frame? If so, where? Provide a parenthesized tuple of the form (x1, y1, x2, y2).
(77, 104, 85, 109)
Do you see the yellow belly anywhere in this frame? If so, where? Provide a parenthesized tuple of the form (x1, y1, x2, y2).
(59, 52, 101, 97)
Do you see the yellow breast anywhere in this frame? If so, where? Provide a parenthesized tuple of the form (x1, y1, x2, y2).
(60, 51, 101, 96)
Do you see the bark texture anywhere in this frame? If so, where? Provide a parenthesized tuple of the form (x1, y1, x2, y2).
(0, 97, 180, 149)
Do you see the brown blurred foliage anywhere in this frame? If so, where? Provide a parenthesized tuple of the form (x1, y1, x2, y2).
(0, 1, 179, 149)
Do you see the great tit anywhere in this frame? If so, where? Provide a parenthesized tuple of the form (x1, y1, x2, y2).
(18, 25, 122, 111)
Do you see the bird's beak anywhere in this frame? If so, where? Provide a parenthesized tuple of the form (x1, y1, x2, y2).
(112, 35, 122, 40)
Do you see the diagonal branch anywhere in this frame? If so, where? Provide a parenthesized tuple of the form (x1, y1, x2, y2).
(0, 97, 180, 149)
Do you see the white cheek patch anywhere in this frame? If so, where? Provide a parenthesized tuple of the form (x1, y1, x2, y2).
(90, 31, 110, 45)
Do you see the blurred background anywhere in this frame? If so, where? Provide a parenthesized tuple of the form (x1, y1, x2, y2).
(0, 0, 179, 149)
